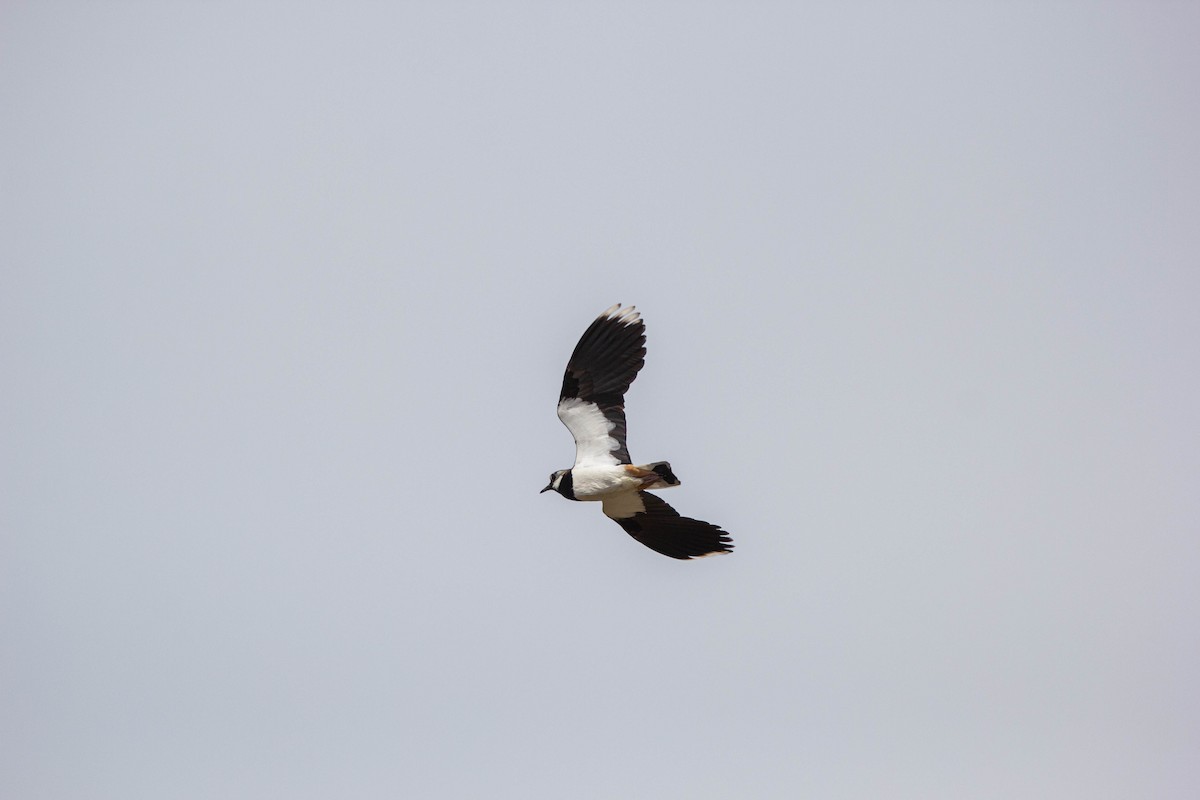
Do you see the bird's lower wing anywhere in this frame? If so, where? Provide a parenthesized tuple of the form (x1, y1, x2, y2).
(601, 491, 733, 560)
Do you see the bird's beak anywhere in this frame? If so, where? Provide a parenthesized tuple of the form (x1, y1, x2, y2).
(539, 484, 553, 494)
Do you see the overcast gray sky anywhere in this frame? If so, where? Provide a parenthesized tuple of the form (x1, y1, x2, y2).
(3, 3, 1199, 798)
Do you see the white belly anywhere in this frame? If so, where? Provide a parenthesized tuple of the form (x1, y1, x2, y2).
(571, 465, 640, 500)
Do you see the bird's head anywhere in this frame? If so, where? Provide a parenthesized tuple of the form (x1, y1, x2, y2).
(540, 469, 571, 496)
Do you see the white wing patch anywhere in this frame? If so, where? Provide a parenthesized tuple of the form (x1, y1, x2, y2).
(601, 491, 646, 520)
(557, 396, 620, 467)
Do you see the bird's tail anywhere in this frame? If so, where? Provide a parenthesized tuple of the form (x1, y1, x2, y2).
(637, 461, 680, 490)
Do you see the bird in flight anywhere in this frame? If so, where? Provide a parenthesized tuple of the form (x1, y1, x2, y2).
(541, 304, 734, 559)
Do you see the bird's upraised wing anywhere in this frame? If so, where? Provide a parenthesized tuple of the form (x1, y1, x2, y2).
(556, 304, 645, 467)
(601, 491, 733, 559)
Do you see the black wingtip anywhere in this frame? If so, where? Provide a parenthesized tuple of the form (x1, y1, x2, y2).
(559, 303, 647, 405)
(614, 492, 734, 560)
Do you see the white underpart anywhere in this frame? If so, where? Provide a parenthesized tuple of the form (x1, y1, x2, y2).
(572, 466, 642, 501)
(601, 491, 646, 519)
(557, 396, 620, 467)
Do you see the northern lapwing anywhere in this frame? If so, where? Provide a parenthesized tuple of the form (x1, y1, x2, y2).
(542, 304, 734, 559)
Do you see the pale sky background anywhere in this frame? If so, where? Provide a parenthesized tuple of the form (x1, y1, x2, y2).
(3, 3, 1199, 798)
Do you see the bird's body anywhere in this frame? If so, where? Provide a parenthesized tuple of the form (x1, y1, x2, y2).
(561, 464, 640, 499)
(548, 461, 679, 501)
(542, 304, 733, 560)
